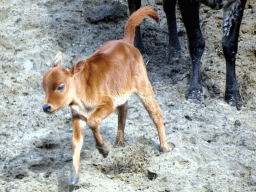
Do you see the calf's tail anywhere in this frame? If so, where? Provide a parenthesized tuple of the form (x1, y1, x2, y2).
(123, 7, 159, 45)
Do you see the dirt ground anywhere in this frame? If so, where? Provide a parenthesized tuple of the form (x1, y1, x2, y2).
(0, 0, 256, 191)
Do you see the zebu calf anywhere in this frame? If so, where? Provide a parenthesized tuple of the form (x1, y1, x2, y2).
(128, 0, 247, 107)
(42, 7, 168, 185)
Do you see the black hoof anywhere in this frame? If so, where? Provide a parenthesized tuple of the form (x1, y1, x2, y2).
(96, 144, 109, 158)
(187, 89, 203, 102)
(68, 165, 79, 186)
(225, 90, 243, 110)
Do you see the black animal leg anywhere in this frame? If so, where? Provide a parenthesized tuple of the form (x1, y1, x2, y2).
(179, 0, 205, 102)
(222, 0, 246, 108)
(164, 0, 181, 63)
(128, 0, 144, 52)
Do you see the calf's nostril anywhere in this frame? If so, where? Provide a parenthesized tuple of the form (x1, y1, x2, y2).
(43, 104, 51, 113)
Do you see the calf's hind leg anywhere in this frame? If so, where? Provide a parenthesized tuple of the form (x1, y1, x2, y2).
(136, 83, 169, 152)
(116, 101, 128, 146)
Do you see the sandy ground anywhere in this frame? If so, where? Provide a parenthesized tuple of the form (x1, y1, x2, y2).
(0, 0, 256, 191)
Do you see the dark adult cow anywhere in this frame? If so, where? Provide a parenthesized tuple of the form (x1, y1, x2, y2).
(128, 0, 247, 108)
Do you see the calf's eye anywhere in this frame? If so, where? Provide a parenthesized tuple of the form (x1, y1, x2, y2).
(57, 84, 65, 91)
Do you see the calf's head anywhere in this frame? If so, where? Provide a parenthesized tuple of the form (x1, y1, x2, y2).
(42, 52, 76, 113)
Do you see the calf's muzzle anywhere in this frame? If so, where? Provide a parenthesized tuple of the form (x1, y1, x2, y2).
(43, 104, 51, 113)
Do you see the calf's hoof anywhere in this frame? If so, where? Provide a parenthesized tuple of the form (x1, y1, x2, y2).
(68, 166, 79, 185)
(160, 146, 169, 153)
(96, 144, 109, 158)
(115, 139, 125, 147)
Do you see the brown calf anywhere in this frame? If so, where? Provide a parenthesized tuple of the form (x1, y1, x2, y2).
(42, 7, 169, 185)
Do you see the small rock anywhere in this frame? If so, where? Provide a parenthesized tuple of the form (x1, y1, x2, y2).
(234, 120, 241, 127)
(167, 102, 175, 107)
(15, 17, 22, 23)
(23, 60, 34, 71)
(236, 101, 243, 111)
(44, 170, 52, 178)
(147, 170, 157, 180)
(3, 164, 7, 169)
(184, 115, 192, 121)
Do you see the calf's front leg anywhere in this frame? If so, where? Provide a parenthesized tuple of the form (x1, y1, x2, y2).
(69, 117, 84, 185)
(87, 96, 115, 157)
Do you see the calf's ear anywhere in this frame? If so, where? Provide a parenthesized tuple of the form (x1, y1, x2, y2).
(70, 61, 85, 77)
(52, 52, 62, 68)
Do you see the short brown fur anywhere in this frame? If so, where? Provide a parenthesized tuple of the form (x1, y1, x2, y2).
(43, 7, 168, 185)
